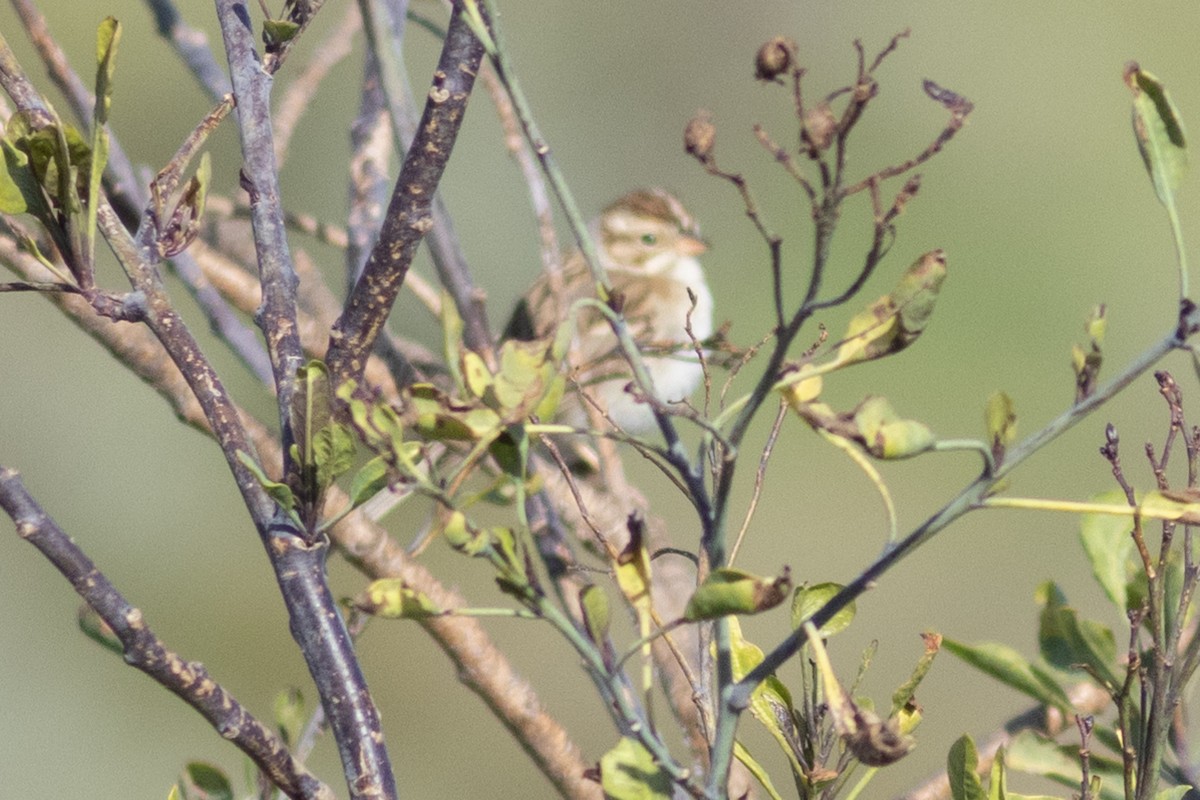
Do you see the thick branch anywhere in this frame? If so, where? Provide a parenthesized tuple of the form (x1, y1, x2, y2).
(0, 468, 335, 800)
(326, 3, 485, 388)
(215, 0, 305, 455)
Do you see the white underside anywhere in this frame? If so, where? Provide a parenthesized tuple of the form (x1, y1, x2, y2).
(579, 255, 713, 434)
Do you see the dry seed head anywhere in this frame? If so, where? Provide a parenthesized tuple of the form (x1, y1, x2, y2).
(754, 36, 797, 82)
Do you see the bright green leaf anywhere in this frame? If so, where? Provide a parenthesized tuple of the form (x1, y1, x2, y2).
(580, 584, 610, 644)
(273, 687, 304, 748)
(853, 395, 936, 459)
(313, 422, 355, 490)
(683, 567, 791, 620)
(599, 737, 671, 800)
(1006, 730, 1124, 800)
(728, 618, 803, 776)
(461, 350, 493, 399)
(262, 18, 300, 48)
(985, 391, 1017, 461)
(942, 637, 1071, 710)
(1079, 489, 1134, 611)
(1126, 64, 1188, 208)
(181, 762, 233, 800)
(1035, 582, 1118, 687)
(1153, 788, 1193, 800)
(348, 455, 391, 509)
(0, 138, 31, 213)
(987, 745, 1006, 800)
(733, 741, 786, 800)
(235, 450, 297, 516)
(791, 582, 855, 637)
(947, 735, 986, 800)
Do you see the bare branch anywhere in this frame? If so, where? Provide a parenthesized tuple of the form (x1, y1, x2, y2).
(0, 468, 336, 800)
(327, 4, 486, 387)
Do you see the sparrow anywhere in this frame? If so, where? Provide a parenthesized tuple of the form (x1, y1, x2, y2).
(505, 188, 713, 434)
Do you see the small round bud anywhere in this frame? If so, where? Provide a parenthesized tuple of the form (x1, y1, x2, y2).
(754, 36, 797, 82)
(684, 110, 716, 162)
(802, 103, 837, 152)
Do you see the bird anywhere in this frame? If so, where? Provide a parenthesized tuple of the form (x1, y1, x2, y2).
(505, 188, 713, 435)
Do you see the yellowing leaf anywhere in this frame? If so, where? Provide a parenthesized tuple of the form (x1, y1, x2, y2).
(834, 250, 947, 368)
(357, 578, 443, 619)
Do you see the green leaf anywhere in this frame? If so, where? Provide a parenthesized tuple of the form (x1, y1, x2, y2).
(489, 424, 528, 479)
(87, 17, 120, 266)
(491, 339, 547, 413)
(347, 455, 391, 509)
(1006, 730, 1124, 800)
(834, 250, 947, 368)
(461, 350, 493, 399)
(291, 360, 332, 473)
(1079, 489, 1134, 611)
(599, 737, 672, 800)
(1126, 64, 1188, 208)
(947, 735, 987, 800)
(1035, 582, 1118, 687)
(985, 391, 1017, 463)
(262, 18, 300, 48)
(890, 632, 942, 716)
(358, 578, 443, 619)
(728, 618, 803, 777)
(1153, 788, 1193, 800)
(791, 582, 855, 637)
(441, 292, 465, 394)
(683, 567, 791, 620)
(853, 395, 936, 459)
(273, 687, 304, 748)
(236, 450, 298, 519)
(733, 741, 786, 800)
(580, 584, 610, 644)
(313, 422, 356, 490)
(77, 604, 122, 655)
(181, 762, 233, 800)
(942, 637, 1071, 710)
(0, 138, 31, 213)
(987, 744, 1005, 800)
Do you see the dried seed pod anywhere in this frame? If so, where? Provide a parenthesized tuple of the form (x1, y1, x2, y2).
(803, 103, 838, 152)
(684, 110, 716, 161)
(754, 36, 797, 82)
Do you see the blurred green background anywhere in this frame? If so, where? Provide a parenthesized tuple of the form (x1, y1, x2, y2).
(2, 1, 1199, 797)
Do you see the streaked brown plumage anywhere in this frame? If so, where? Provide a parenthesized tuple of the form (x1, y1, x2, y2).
(507, 188, 712, 433)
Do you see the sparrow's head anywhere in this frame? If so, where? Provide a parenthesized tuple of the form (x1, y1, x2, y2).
(595, 188, 707, 276)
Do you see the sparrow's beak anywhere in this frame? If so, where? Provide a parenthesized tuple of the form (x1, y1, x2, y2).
(676, 234, 709, 257)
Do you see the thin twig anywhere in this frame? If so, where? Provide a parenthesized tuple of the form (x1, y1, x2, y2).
(729, 399, 787, 565)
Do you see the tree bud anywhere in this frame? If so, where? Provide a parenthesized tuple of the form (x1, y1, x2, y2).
(684, 110, 716, 162)
(754, 36, 796, 82)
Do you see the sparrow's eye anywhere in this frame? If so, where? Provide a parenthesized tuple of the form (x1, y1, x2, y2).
(640, 233, 658, 246)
